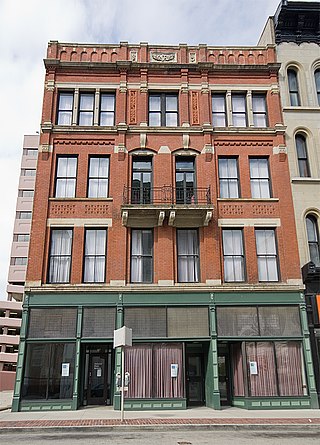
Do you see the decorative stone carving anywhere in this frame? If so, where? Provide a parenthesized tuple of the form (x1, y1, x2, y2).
(150, 52, 177, 63)
(129, 90, 137, 125)
(204, 211, 213, 226)
(158, 211, 165, 226)
(183, 134, 189, 150)
(191, 91, 199, 125)
(122, 211, 128, 226)
(168, 211, 176, 226)
(189, 52, 196, 63)
(130, 50, 138, 62)
(140, 133, 147, 148)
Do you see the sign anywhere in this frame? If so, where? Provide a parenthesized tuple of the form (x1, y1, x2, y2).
(61, 363, 70, 377)
(113, 326, 133, 348)
(171, 363, 178, 378)
(249, 361, 258, 375)
(97, 368, 102, 377)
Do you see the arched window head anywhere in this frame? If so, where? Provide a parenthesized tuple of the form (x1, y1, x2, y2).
(306, 215, 320, 266)
(288, 69, 300, 106)
(315, 69, 320, 106)
(295, 134, 310, 177)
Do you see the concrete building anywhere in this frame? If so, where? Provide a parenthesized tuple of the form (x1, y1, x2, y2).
(0, 135, 38, 390)
(12, 39, 318, 412)
(259, 0, 320, 403)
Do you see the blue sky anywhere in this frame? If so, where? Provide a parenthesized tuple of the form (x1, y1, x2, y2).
(0, 0, 281, 299)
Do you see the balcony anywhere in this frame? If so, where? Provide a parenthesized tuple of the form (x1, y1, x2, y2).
(121, 186, 213, 228)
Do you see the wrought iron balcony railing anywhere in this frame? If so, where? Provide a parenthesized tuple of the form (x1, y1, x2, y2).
(123, 186, 212, 205)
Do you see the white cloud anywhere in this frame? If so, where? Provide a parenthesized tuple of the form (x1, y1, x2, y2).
(0, 0, 280, 299)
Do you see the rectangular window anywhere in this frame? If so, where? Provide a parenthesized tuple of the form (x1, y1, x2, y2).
(177, 229, 199, 283)
(13, 234, 30, 242)
(55, 157, 77, 198)
(23, 148, 38, 157)
(131, 157, 152, 204)
(21, 169, 36, 176)
(16, 211, 32, 219)
(249, 158, 271, 198)
(255, 229, 279, 282)
(22, 343, 75, 400)
(57, 92, 74, 125)
(131, 229, 153, 283)
(149, 93, 178, 127)
(252, 94, 267, 127)
(232, 94, 247, 127)
(88, 157, 109, 198)
(48, 229, 73, 283)
(18, 190, 34, 197)
(83, 229, 107, 283)
(100, 93, 115, 125)
(212, 94, 226, 126)
(11, 257, 27, 266)
(175, 157, 196, 204)
(218, 157, 239, 198)
(222, 229, 245, 282)
(78, 92, 95, 126)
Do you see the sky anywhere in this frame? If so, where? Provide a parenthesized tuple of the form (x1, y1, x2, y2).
(0, 0, 282, 299)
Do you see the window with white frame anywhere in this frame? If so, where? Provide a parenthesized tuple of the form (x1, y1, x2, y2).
(255, 229, 279, 282)
(48, 229, 73, 283)
(222, 229, 245, 282)
(252, 94, 267, 127)
(287, 69, 300, 106)
(295, 134, 310, 177)
(131, 229, 153, 283)
(55, 157, 77, 198)
(83, 229, 107, 283)
(57, 92, 74, 125)
(218, 157, 240, 198)
(87, 157, 109, 198)
(78, 93, 95, 126)
(250, 158, 271, 198)
(306, 215, 320, 266)
(177, 229, 199, 283)
(100, 93, 115, 125)
(232, 93, 247, 127)
(212, 94, 226, 126)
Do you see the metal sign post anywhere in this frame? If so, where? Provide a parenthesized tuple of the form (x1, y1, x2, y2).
(113, 326, 132, 422)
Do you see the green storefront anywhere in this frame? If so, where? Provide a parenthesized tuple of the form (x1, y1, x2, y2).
(12, 290, 319, 412)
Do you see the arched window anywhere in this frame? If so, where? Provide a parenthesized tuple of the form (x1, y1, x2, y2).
(315, 69, 320, 106)
(288, 69, 300, 106)
(295, 134, 310, 177)
(306, 215, 320, 266)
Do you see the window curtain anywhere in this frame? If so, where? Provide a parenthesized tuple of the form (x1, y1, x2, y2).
(56, 157, 77, 198)
(177, 230, 199, 282)
(255, 230, 278, 281)
(222, 229, 244, 282)
(275, 342, 304, 396)
(232, 95, 246, 126)
(58, 93, 73, 125)
(246, 342, 277, 396)
(84, 229, 106, 283)
(88, 157, 109, 197)
(252, 95, 267, 127)
(250, 158, 270, 198)
(131, 230, 152, 283)
(231, 344, 245, 396)
(125, 345, 153, 399)
(79, 94, 94, 126)
(219, 158, 238, 198)
(49, 230, 72, 283)
(154, 343, 184, 398)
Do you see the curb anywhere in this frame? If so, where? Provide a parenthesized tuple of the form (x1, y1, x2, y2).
(0, 406, 11, 412)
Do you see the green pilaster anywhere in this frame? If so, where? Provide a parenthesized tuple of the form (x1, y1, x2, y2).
(209, 300, 220, 409)
(71, 306, 83, 410)
(300, 302, 319, 409)
(12, 297, 30, 412)
(114, 294, 123, 410)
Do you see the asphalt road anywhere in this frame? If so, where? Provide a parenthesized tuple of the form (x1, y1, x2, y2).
(1, 428, 320, 444)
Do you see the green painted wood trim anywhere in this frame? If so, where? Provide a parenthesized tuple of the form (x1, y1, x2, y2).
(72, 307, 83, 410)
(19, 400, 74, 411)
(233, 397, 312, 410)
(117, 398, 187, 410)
(113, 298, 124, 410)
(12, 305, 29, 412)
(27, 292, 119, 306)
(214, 292, 304, 305)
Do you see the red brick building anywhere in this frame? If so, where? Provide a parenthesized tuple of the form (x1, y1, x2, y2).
(12, 41, 318, 411)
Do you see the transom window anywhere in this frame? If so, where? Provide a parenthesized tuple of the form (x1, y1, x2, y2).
(48, 229, 73, 283)
(78, 93, 95, 126)
(232, 94, 247, 127)
(218, 157, 240, 198)
(177, 229, 199, 283)
(131, 229, 153, 283)
(288, 69, 300, 106)
(306, 215, 320, 266)
(255, 229, 279, 282)
(149, 93, 178, 127)
(212, 94, 226, 126)
(83, 229, 107, 283)
(222, 229, 245, 282)
(88, 157, 109, 198)
(295, 134, 310, 177)
(250, 158, 271, 198)
(57, 92, 74, 125)
(55, 157, 77, 198)
(252, 94, 267, 127)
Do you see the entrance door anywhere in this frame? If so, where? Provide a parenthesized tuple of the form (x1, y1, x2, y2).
(218, 353, 230, 405)
(87, 346, 112, 405)
(186, 353, 205, 406)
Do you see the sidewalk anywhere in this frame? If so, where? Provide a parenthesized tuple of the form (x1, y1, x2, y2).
(1, 391, 320, 431)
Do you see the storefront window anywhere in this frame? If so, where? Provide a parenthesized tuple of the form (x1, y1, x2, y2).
(125, 343, 184, 399)
(22, 343, 75, 400)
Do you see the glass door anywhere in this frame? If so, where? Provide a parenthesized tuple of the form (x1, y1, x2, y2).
(218, 352, 231, 405)
(132, 157, 152, 204)
(175, 157, 196, 204)
(186, 353, 205, 406)
(86, 346, 112, 406)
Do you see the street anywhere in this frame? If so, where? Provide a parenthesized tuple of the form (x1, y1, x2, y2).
(1, 428, 320, 444)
